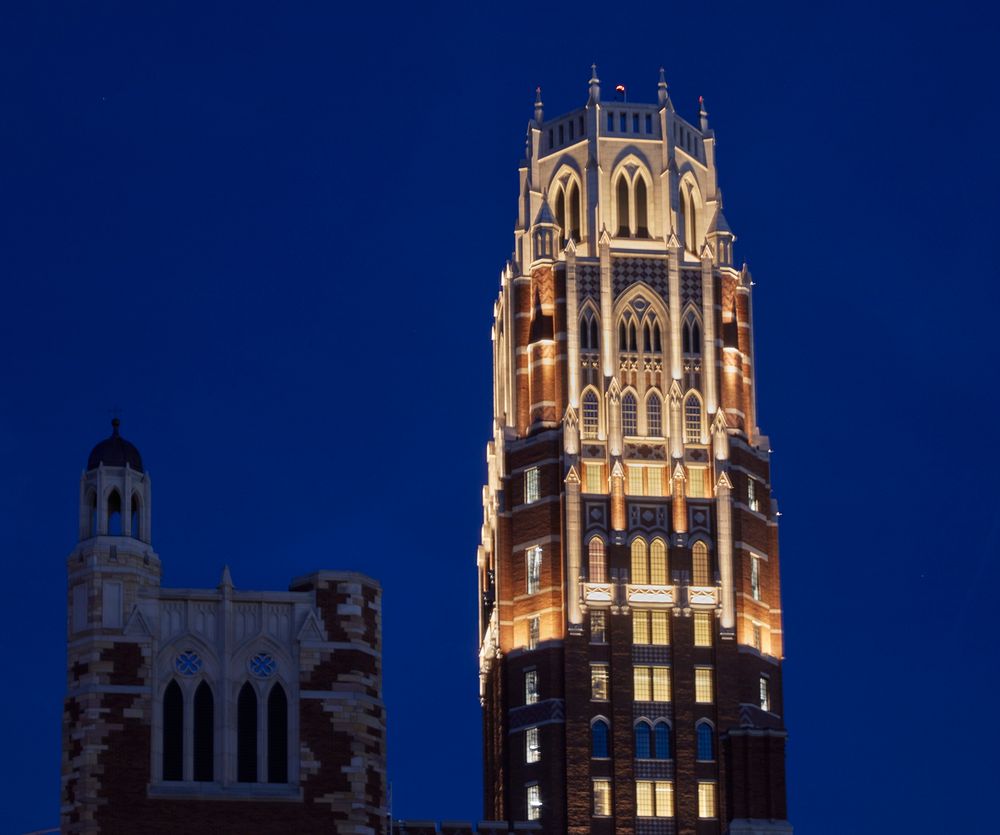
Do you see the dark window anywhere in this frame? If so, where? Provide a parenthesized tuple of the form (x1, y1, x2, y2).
(635, 179, 649, 238)
(643, 324, 651, 352)
(554, 189, 566, 248)
(653, 323, 662, 352)
(617, 177, 630, 237)
(548, 129, 553, 148)
(130, 494, 141, 539)
(632, 113, 639, 132)
(590, 318, 599, 350)
(237, 682, 258, 782)
(568, 182, 581, 241)
(607, 112, 614, 132)
(580, 317, 590, 349)
(107, 490, 122, 536)
(683, 320, 692, 353)
(193, 681, 214, 781)
(654, 722, 671, 759)
(634, 722, 651, 759)
(87, 492, 97, 537)
(628, 323, 637, 352)
(267, 684, 288, 783)
(579, 116, 584, 135)
(645, 113, 652, 133)
(691, 320, 702, 354)
(568, 120, 574, 141)
(162, 680, 183, 780)
(620, 113, 627, 132)
(697, 721, 714, 760)
(619, 321, 628, 351)
(592, 719, 610, 758)
(559, 124, 564, 145)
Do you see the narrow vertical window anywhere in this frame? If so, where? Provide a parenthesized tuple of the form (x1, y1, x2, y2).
(694, 612, 712, 647)
(696, 721, 715, 761)
(653, 322, 662, 351)
(687, 466, 706, 498)
(130, 494, 141, 539)
(627, 465, 644, 496)
(655, 781, 675, 817)
(591, 719, 610, 757)
(590, 610, 607, 644)
(649, 539, 667, 585)
(691, 319, 702, 354)
(588, 538, 607, 583)
(554, 189, 566, 248)
(646, 465, 664, 497)
(162, 680, 183, 781)
(527, 784, 542, 820)
(87, 491, 97, 537)
(591, 664, 609, 701)
(107, 489, 122, 536)
(650, 611, 670, 645)
(630, 539, 649, 584)
(633, 667, 651, 702)
(698, 782, 717, 819)
(647, 394, 662, 436)
(582, 391, 600, 439)
(684, 394, 702, 444)
(635, 178, 649, 238)
(632, 113, 640, 132)
(525, 467, 540, 504)
(593, 779, 612, 816)
(748, 477, 759, 512)
(193, 681, 214, 782)
(645, 113, 653, 133)
(528, 615, 540, 650)
(751, 555, 761, 601)
(568, 182, 581, 242)
(678, 190, 687, 251)
(752, 623, 763, 651)
(580, 316, 591, 349)
(620, 112, 627, 132)
(652, 667, 671, 701)
(267, 683, 288, 783)
(526, 727, 540, 763)
(607, 111, 614, 131)
(617, 176, 630, 237)
(653, 722, 671, 759)
(759, 675, 771, 711)
(636, 781, 654, 817)
(237, 682, 258, 782)
(633, 611, 650, 645)
(692, 541, 710, 585)
(619, 320, 628, 350)
(526, 546, 542, 594)
(524, 669, 539, 704)
(643, 322, 652, 352)
(634, 721, 651, 758)
(628, 322, 637, 351)
(695, 668, 713, 703)
(622, 392, 639, 435)
(589, 317, 599, 350)
(584, 462, 603, 494)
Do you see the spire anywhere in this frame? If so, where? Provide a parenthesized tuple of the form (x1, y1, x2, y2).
(218, 565, 233, 591)
(533, 189, 556, 226)
(699, 95, 709, 132)
(588, 63, 600, 103)
(534, 86, 544, 125)
(658, 67, 669, 107)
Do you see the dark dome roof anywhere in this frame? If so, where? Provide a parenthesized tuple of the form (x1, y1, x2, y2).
(87, 418, 144, 472)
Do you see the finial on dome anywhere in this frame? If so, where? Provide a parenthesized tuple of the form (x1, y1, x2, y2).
(534, 86, 544, 124)
(588, 63, 600, 103)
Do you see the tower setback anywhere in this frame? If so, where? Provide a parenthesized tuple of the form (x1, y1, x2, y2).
(478, 68, 793, 834)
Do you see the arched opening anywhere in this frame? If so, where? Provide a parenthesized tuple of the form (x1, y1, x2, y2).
(589, 317, 599, 350)
(654, 721, 671, 759)
(692, 541, 710, 585)
(130, 493, 141, 540)
(685, 189, 698, 253)
(237, 682, 258, 783)
(588, 538, 607, 583)
(162, 680, 183, 781)
(86, 491, 97, 538)
(696, 721, 715, 761)
(554, 188, 566, 249)
(622, 393, 638, 436)
(619, 320, 628, 351)
(643, 323, 651, 352)
(580, 316, 591, 349)
(652, 322, 662, 352)
(582, 390, 600, 439)
(568, 181, 581, 242)
(650, 539, 668, 585)
(267, 683, 288, 783)
(617, 176, 630, 237)
(684, 394, 703, 444)
(635, 178, 649, 238)
(628, 322, 637, 352)
(678, 190, 687, 251)
(631, 539, 649, 585)
(592, 719, 610, 758)
(107, 490, 122, 536)
(193, 681, 214, 781)
(634, 721, 652, 759)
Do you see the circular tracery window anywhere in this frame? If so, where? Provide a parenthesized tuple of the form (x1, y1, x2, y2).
(174, 650, 202, 676)
(248, 653, 277, 678)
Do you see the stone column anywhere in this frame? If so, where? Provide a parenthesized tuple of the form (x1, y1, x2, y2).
(565, 466, 583, 627)
(668, 232, 682, 381)
(715, 471, 735, 631)
(700, 244, 718, 417)
(566, 239, 580, 409)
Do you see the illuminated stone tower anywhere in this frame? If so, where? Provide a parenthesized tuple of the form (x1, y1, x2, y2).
(478, 68, 792, 834)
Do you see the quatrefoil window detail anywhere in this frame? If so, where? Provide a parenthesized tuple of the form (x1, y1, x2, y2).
(175, 651, 202, 676)
(249, 653, 277, 678)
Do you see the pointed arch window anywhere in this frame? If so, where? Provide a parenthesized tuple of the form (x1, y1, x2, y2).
(635, 178, 649, 238)
(631, 538, 649, 585)
(652, 321, 662, 352)
(582, 391, 600, 439)
(581, 311, 599, 351)
(692, 541, 710, 585)
(588, 538, 607, 583)
(86, 491, 97, 538)
(653, 721, 671, 759)
(628, 322, 637, 352)
(649, 539, 668, 585)
(685, 188, 697, 253)
(193, 681, 214, 781)
(592, 719, 610, 758)
(683, 315, 702, 355)
(696, 721, 715, 761)
(678, 191, 687, 252)
(634, 721, 652, 759)
(107, 489, 122, 536)
(684, 394, 703, 444)
(554, 188, 566, 249)
(622, 393, 638, 436)
(237, 682, 258, 783)
(130, 494, 141, 540)
(647, 393, 663, 436)
(568, 181, 581, 242)
(643, 322, 652, 352)
(619, 321, 628, 351)
(617, 176, 630, 237)
(162, 680, 183, 781)
(267, 684, 288, 783)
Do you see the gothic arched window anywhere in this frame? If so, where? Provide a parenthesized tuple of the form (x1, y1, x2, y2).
(568, 182, 581, 242)
(649, 539, 668, 585)
(619, 320, 628, 351)
(631, 538, 649, 585)
(617, 176, 630, 237)
(588, 537, 607, 583)
(130, 493, 141, 540)
(592, 719, 610, 758)
(684, 187, 698, 253)
(237, 682, 258, 783)
(635, 178, 649, 238)
(582, 390, 600, 439)
(554, 188, 566, 248)
(653, 322, 662, 352)
(654, 721, 671, 759)
(622, 393, 638, 436)
(643, 323, 652, 352)
(628, 322, 637, 352)
(696, 721, 715, 761)
(162, 680, 183, 781)
(692, 541, 710, 586)
(267, 684, 288, 783)
(581, 311, 599, 351)
(107, 489, 122, 536)
(647, 393, 663, 437)
(193, 681, 214, 782)
(634, 721, 652, 759)
(684, 394, 703, 444)
(86, 490, 97, 538)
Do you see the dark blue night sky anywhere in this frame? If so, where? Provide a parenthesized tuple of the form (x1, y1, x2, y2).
(2, 3, 998, 833)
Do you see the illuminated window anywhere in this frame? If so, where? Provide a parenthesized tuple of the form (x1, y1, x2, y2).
(593, 779, 612, 816)
(630, 538, 648, 584)
(588, 537, 607, 582)
(698, 781, 717, 819)
(585, 462, 603, 494)
(527, 546, 542, 594)
(653, 667, 670, 701)
(591, 718, 610, 758)
(634, 666, 670, 701)
(695, 668, 713, 703)
(524, 670, 538, 704)
(526, 726, 540, 763)
(590, 610, 607, 644)
(634, 720, 651, 758)
(591, 664, 609, 701)
(751, 555, 761, 600)
(633, 612, 650, 645)
(696, 721, 715, 761)
(752, 623, 762, 651)
(582, 391, 600, 438)
(651, 611, 670, 645)
(684, 394, 702, 443)
(525, 467, 540, 504)
(692, 541, 710, 585)
(622, 393, 638, 435)
(646, 466, 663, 497)
(527, 784, 542, 820)
(528, 616, 540, 650)
(687, 466, 706, 498)
(637, 780, 674, 817)
(759, 675, 770, 711)
(649, 538, 667, 584)
(628, 465, 644, 496)
(694, 612, 712, 647)
(647, 393, 662, 436)
(748, 477, 760, 512)
(634, 667, 650, 702)
(653, 721, 671, 759)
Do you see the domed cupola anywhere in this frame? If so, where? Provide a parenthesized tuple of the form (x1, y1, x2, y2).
(87, 418, 143, 472)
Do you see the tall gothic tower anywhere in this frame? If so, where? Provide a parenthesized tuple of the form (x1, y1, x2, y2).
(478, 68, 792, 834)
